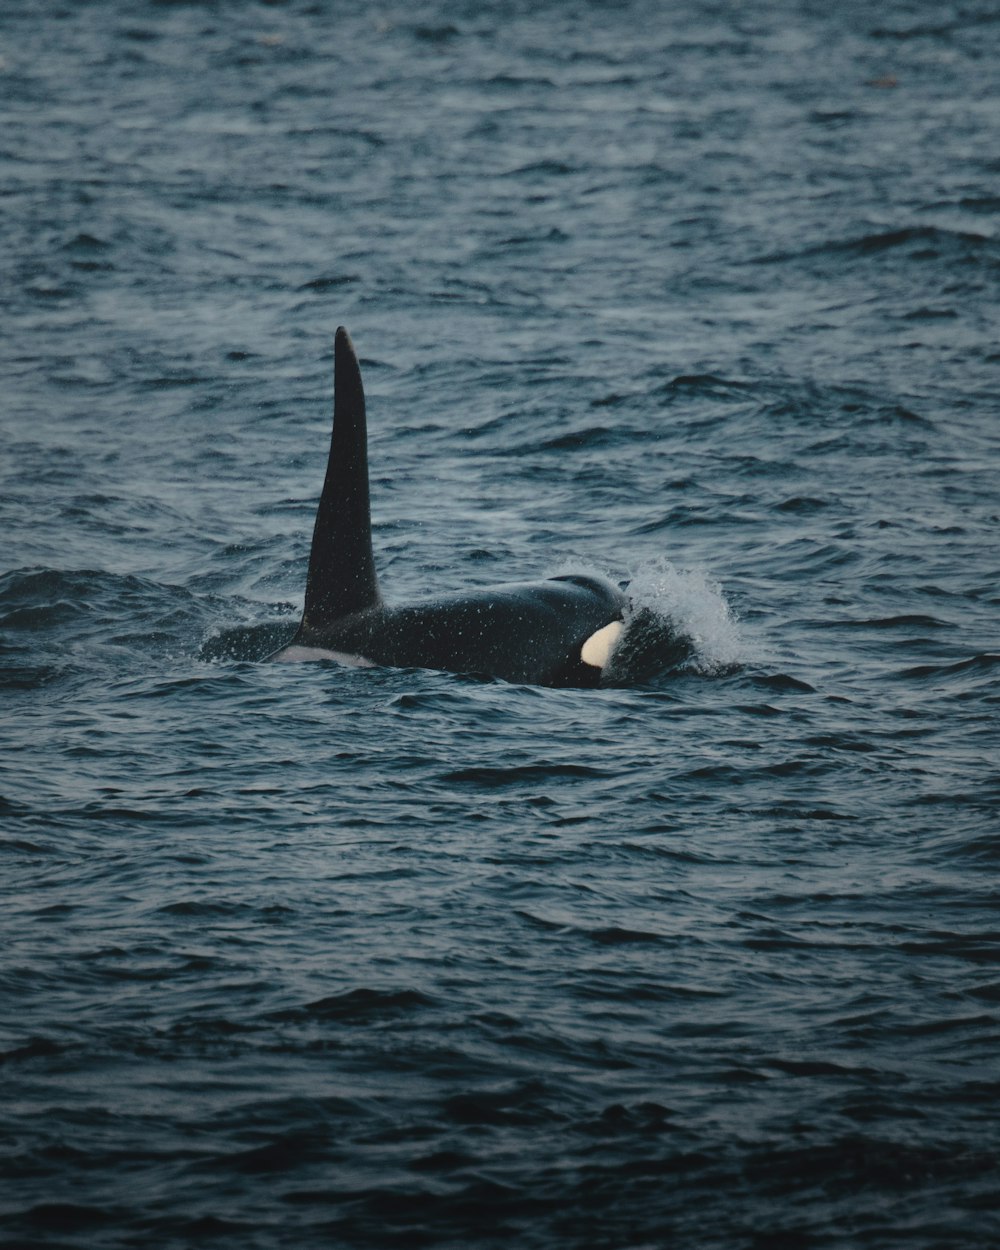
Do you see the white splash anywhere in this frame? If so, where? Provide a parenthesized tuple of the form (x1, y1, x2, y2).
(623, 557, 743, 675)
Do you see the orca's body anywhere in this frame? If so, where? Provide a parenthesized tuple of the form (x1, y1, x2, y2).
(269, 329, 626, 686)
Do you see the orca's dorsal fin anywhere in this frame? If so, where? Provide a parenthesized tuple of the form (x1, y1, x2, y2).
(300, 327, 381, 633)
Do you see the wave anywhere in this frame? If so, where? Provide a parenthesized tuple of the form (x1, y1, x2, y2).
(897, 653, 1000, 683)
(199, 618, 297, 663)
(754, 224, 993, 267)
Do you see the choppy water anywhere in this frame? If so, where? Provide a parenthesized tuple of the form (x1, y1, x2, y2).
(2, 2, 999, 1247)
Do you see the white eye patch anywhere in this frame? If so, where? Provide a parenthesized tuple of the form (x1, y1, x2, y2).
(580, 620, 623, 670)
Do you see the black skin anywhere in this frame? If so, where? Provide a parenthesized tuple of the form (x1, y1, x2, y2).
(294, 573, 627, 687)
(273, 328, 626, 687)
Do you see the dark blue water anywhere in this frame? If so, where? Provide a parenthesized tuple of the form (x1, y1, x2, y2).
(2, 2, 999, 1246)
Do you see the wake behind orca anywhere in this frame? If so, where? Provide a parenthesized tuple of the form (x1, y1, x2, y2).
(269, 328, 627, 686)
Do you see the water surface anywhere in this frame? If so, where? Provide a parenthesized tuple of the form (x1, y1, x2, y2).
(2, 2, 999, 1247)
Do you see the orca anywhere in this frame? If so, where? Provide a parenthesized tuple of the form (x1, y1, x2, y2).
(268, 328, 627, 686)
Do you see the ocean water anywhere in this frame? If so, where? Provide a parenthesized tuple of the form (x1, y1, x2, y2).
(2, 1, 999, 1247)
